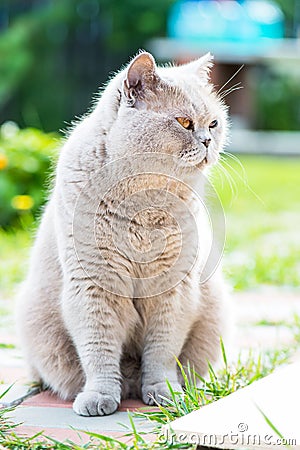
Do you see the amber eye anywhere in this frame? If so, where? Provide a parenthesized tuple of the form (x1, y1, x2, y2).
(176, 117, 194, 130)
(209, 119, 218, 129)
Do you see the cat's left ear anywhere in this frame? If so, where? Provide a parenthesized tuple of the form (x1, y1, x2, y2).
(182, 53, 214, 84)
(123, 52, 158, 105)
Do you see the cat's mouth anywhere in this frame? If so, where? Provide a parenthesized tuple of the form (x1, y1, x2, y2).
(179, 148, 208, 167)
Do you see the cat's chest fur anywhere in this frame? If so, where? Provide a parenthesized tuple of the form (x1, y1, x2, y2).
(88, 173, 202, 282)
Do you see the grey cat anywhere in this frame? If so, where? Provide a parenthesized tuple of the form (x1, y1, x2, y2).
(17, 51, 230, 416)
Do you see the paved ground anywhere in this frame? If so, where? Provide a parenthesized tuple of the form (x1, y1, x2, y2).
(1, 290, 300, 445)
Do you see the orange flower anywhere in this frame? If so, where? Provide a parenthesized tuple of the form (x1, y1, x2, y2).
(11, 195, 34, 210)
(0, 153, 8, 170)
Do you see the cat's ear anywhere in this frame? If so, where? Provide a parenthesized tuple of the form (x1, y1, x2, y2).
(123, 52, 158, 105)
(182, 53, 214, 84)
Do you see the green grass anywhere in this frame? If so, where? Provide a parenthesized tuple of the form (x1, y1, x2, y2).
(211, 154, 300, 290)
(0, 228, 32, 298)
(133, 345, 291, 428)
(0, 343, 15, 349)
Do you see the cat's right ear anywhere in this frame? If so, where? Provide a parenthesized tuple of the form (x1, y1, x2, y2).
(181, 53, 214, 85)
(123, 52, 158, 106)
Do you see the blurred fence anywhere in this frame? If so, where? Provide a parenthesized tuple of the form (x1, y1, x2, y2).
(230, 129, 300, 155)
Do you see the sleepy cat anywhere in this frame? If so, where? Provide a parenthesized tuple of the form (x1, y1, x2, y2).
(17, 51, 230, 416)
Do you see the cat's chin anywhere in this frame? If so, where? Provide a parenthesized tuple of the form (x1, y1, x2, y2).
(179, 152, 205, 167)
(197, 152, 220, 168)
(179, 147, 213, 169)
(179, 155, 208, 170)
(196, 158, 208, 169)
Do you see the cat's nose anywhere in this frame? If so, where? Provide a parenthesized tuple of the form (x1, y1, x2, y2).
(201, 138, 211, 148)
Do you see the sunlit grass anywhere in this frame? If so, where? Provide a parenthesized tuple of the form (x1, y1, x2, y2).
(0, 228, 32, 298)
(133, 344, 291, 428)
(212, 155, 300, 290)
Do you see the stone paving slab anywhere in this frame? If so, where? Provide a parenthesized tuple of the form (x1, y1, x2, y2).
(0, 385, 158, 443)
(10, 406, 153, 433)
(21, 392, 157, 414)
(0, 386, 158, 413)
(22, 390, 73, 408)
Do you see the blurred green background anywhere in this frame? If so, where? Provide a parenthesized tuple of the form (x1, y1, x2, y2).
(0, 0, 299, 298)
(1, 0, 300, 132)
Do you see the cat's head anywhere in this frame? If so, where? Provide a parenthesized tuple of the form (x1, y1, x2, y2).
(106, 51, 228, 170)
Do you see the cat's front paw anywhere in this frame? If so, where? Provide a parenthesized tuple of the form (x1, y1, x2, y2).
(73, 390, 119, 416)
(142, 381, 183, 406)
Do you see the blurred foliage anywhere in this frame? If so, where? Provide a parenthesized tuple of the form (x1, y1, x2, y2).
(0, 0, 299, 132)
(0, 121, 59, 228)
(255, 64, 300, 130)
(0, 0, 174, 131)
(274, 0, 299, 36)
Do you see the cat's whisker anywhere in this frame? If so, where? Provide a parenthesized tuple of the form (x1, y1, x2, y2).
(221, 153, 265, 206)
(219, 156, 237, 189)
(214, 162, 236, 205)
(213, 162, 228, 192)
(219, 81, 242, 95)
(217, 65, 245, 96)
(221, 151, 247, 180)
(211, 163, 225, 191)
(219, 84, 243, 100)
(220, 87, 243, 100)
(217, 157, 238, 203)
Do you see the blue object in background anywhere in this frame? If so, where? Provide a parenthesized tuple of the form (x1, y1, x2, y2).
(167, 0, 284, 44)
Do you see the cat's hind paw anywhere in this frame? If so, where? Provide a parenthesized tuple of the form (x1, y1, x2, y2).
(142, 381, 183, 406)
(73, 390, 119, 416)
